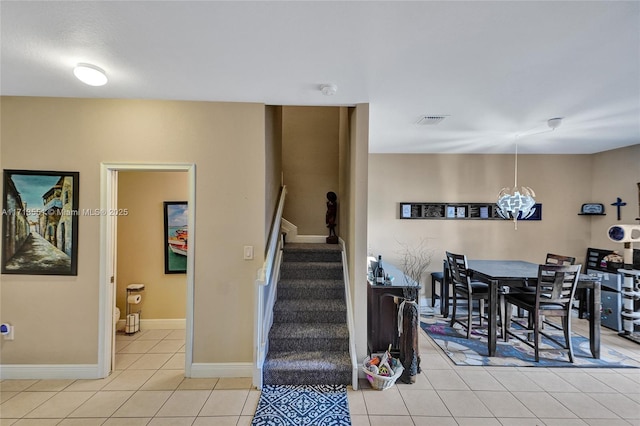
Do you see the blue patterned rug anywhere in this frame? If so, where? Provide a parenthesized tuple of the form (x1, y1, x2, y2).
(252, 384, 351, 426)
(421, 317, 640, 368)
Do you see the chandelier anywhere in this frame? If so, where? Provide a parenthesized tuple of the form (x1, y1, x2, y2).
(496, 118, 562, 229)
(496, 139, 536, 229)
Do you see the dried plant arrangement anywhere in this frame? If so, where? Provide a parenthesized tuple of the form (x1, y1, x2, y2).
(396, 238, 434, 286)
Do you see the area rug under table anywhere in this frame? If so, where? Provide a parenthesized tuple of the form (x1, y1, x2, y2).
(251, 384, 351, 426)
(421, 317, 640, 368)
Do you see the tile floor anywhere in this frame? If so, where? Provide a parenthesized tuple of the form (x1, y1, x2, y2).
(1, 315, 639, 425)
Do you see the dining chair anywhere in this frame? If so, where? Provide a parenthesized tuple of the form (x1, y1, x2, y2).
(544, 253, 593, 318)
(514, 253, 577, 315)
(431, 259, 451, 317)
(501, 263, 582, 362)
(445, 251, 489, 339)
(520, 254, 576, 292)
(545, 253, 576, 266)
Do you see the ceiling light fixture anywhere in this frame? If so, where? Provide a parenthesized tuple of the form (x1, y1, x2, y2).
(496, 138, 536, 230)
(496, 117, 562, 229)
(547, 117, 563, 130)
(517, 116, 564, 138)
(73, 63, 108, 86)
(320, 84, 337, 96)
(416, 115, 449, 125)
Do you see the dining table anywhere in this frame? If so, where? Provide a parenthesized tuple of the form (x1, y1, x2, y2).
(466, 259, 601, 359)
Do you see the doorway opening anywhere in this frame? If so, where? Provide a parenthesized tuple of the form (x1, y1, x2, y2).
(98, 163, 196, 378)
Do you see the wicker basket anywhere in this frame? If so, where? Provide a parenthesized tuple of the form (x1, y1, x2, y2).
(362, 356, 404, 390)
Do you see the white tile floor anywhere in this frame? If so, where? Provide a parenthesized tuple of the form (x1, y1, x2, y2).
(1, 316, 639, 425)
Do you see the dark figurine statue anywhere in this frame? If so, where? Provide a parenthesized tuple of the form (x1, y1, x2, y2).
(326, 191, 338, 244)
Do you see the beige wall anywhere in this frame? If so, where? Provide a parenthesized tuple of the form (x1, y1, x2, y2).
(0, 97, 266, 366)
(367, 147, 639, 300)
(348, 104, 371, 362)
(282, 106, 340, 235)
(2, 93, 632, 375)
(265, 106, 283, 245)
(590, 145, 640, 250)
(116, 171, 188, 320)
(338, 107, 351, 250)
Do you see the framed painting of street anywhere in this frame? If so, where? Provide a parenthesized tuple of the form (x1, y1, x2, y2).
(2, 169, 79, 275)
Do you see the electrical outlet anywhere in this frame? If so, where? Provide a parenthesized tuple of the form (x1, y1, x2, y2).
(243, 245, 254, 260)
(1, 323, 14, 341)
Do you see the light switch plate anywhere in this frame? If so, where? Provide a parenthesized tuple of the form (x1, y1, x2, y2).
(244, 246, 254, 260)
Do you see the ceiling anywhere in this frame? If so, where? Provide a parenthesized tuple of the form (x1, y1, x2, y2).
(1, 1, 639, 154)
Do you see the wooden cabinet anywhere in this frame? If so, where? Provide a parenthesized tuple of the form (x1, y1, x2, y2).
(367, 281, 420, 355)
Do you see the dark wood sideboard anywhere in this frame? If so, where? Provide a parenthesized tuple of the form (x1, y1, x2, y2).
(367, 261, 421, 355)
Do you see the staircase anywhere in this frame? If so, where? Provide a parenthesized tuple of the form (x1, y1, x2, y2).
(262, 242, 352, 386)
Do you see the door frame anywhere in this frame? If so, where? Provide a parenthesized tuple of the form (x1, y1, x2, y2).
(98, 162, 196, 377)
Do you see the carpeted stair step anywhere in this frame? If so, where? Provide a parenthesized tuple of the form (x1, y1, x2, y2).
(263, 242, 352, 387)
(273, 299, 346, 323)
(280, 261, 343, 280)
(263, 350, 352, 386)
(269, 323, 349, 352)
(278, 279, 344, 300)
(282, 243, 342, 263)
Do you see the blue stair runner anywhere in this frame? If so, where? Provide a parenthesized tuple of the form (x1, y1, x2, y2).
(263, 243, 352, 386)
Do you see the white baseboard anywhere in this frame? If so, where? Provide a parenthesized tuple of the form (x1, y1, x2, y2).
(281, 218, 297, 241)
(1, 360, 253, 380)
(116, 318, 186, 331)
(190, 362, 253, 378)
(0, 364, 101, 380)
(288, 235, 327, 243)
(280, 218, 326, 244)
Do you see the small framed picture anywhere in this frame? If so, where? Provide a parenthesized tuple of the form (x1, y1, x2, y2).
(446, 206, 456, 218)
(401, 203, 411, 219)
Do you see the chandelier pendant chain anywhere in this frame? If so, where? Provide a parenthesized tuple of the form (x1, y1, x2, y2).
(513, 141, 519, 229)
(514, 140, 518, 188)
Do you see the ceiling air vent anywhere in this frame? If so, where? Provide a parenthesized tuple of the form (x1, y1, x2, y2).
(416, 115, 449, 125)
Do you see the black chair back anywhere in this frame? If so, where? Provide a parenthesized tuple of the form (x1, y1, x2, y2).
(445, 251, 471, 291)
(536, 264, 582, 308)
(545, 253, 576, 266)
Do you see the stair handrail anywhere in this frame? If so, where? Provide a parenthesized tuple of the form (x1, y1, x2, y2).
(339, 238, 359, 390)
(253, 185, 287, 389)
